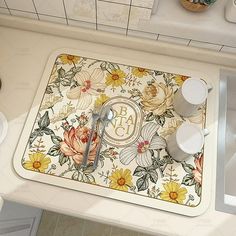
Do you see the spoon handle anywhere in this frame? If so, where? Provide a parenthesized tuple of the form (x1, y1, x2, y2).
(81, 112, 100, 168)
(93, 121, 107, 170)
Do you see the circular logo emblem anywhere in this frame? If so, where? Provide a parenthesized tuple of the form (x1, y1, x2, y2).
(103, 96, 143, 147)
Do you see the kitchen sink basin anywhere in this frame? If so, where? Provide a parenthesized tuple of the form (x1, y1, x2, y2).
(216, 70, 236, 214)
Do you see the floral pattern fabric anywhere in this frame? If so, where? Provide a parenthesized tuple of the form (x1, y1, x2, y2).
(21, 54, 207, 208)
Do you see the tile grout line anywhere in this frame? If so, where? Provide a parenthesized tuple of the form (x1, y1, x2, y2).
(126, 0, 132, 36)
(69, 19, 96, 29)
(1, 5, 233, 51)
(190, 38, 224, 46)
(31, 0, 40, 20)
(95, 0, 98, 30)
(159, 33, 192, 41)
(129, 31, 159, 39)
(187, 39, 192, 46)
(2, 8, 38, 14)
(62, 0, 68, 25)
(98, 0, 152, 9)
(2, 8, 67, 20)
(3, 0, 11, 15)
(0, 7, 225, 50)
(219, 45, 224, 52)
(0, 7, 224, 51)
(36, 13, 67, 19)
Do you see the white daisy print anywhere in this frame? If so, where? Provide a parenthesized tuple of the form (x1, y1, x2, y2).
(66, 68, 106, 110)
(119, 122, 166, 167)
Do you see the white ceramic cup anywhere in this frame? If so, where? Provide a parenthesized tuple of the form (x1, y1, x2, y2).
(173, 78, 212, 117)
(167, 123, 209, 162)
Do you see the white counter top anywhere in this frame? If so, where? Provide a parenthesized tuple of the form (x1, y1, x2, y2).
(0, 23, 236, 236)
(141, 0, 236, 48)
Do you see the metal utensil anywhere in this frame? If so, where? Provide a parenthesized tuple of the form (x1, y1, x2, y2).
(93, 106, 113, 170)
(81, 106, 101, 167)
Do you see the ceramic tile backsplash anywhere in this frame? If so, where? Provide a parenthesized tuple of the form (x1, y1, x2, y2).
(0, 0, 6, 8)
(158, 35, 190, 46)
(34, 0, 66, 18)
(189, 40, 222, 51)
(1, 0, 155, 31)
(0, 8, 9, 15)
(98, 24, 127, 35)
(68, 19, 96, 29)
(103, 0, 130, 4)
(5, 0, 36, 12)
(128, 6, 152, 30)
(64, 0, 96, 23)
(132, 0, 154, 8)
(39, 14, 67, 25)
(1, 0, 236, 55)
(221, 46, 236, 54)
(10, 9, 38, 19)
(128, 29, 157, 40)
(97, 1, 130, 28)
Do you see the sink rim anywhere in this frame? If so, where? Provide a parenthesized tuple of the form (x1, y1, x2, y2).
(216, 69, 236, 214)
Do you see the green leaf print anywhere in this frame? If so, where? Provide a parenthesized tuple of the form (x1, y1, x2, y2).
(136, 174, 149, 192)
(38, 111, 50, 129)
(182, 174, 195, 186)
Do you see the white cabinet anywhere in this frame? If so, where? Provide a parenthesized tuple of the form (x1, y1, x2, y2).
(0, 201, 42, 236)
(0, 198, 3, 212)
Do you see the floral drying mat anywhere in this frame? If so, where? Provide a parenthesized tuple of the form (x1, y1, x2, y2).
(13, 50, 208, 216)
